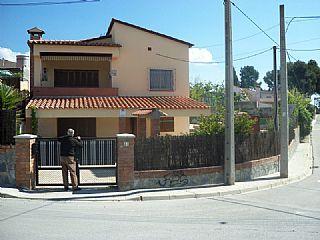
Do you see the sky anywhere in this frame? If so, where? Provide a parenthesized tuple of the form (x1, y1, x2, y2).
(1, 0, 320, 89)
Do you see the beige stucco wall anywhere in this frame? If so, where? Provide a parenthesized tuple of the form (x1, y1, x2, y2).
(32, 45, 120, 87)
(40, 60, 110, 88)
(37, 118, 57, 137)
(160, 117, 189, 136)
(96, 117, 119, 137)
(110, 22, 190, 97)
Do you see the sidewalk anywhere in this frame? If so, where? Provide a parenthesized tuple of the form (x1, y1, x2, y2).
(0, 139, 313, 201)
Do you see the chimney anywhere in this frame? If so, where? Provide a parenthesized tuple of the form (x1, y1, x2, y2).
(27, 27, 45, 40)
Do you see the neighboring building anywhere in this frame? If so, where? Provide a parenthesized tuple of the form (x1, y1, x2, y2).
(26, 19, 210, 138)
(0, 55, 30, 91)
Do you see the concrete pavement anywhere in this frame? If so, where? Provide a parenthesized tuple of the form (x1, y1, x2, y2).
(0, 134, 314, 201)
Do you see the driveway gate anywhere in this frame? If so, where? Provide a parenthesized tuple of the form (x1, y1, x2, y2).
(35, 138, 117, 186)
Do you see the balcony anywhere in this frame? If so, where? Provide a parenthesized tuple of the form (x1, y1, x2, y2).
(32, 87, 118, 97)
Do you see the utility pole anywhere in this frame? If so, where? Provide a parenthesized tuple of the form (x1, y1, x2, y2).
(273, 46, 279, 131)
(280, 4, 289, 178)
(224, 0, 235, 185)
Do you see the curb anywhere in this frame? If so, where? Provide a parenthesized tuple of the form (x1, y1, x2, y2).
(0, 141, 314, 202)
(0, 170, 312, 202)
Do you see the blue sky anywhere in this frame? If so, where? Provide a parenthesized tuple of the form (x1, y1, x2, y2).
(1, 0, 320, 88)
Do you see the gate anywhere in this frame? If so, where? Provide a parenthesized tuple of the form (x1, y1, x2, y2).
(35, 137, 117, 186)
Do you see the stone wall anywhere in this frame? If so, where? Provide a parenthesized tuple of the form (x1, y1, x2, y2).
(134, 155, 279, 189)
(0, 146, 16, 187)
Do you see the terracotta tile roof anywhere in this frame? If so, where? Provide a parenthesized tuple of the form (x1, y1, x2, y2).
(28, 40, 121, 47)
(26, 96, 209, 110)
(132, 109, 153, 116)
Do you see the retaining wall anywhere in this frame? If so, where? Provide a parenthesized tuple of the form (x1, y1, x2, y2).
(289, 127, 300, 160)
(134, 155, 280, 189)
(0, 146, 16, 187)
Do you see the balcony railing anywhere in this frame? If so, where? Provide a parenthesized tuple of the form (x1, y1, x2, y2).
(32, 87, 118, 97)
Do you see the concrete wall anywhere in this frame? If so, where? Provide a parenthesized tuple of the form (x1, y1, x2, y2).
(134, 155, 280, 189)
(37, 118, 57, 137)
(110, 22, 190, 97)
(160, 117, 189, 136)
(289, 127, 300, 161)
(96, 117, 119, 137)
(0, 146, 15, 187)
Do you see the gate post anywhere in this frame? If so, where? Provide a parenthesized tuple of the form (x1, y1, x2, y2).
(14, 134, 37, 190)
(117, 133, 135, 191)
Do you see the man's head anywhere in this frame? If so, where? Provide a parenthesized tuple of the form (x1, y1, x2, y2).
(67, 128, 75, 136)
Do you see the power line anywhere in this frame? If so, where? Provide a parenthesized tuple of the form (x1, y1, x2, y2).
(285, 16, 320, 19)
(288, 37, 320, 46)
(197, 24, 279, 48)
(156, 47, 272, 64)
(287, 48, 320, 52)
(0, 0, 99, 6)
(230, 1, 279, 47)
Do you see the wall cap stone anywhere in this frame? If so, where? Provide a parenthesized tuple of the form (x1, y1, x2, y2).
(117, 133, 135, 139)
(14, 134, 38, 139)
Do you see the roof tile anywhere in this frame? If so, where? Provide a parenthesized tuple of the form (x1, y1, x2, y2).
(26, 96, 209, 110)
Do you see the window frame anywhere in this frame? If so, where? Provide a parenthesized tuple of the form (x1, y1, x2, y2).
(148, 68, 175, 91)
(160, 117, 174, 132)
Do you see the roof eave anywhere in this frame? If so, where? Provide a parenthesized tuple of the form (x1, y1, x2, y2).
(107, 18, 194, 48)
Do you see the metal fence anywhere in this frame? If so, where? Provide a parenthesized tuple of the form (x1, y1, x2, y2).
(37, 137, 117, 167)
(134, 132, 280, 171)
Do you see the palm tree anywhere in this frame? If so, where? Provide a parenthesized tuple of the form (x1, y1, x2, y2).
(0, 83, 23, 110)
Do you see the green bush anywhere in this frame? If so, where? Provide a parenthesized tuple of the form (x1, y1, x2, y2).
(288, 89, 313, 138)
(193, 111, 255, 136)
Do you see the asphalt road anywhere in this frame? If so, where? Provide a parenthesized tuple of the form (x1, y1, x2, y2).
(1, 124, 320, 240)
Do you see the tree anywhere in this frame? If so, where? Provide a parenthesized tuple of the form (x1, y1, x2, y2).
(0, 83, 23, 110)
(240, 66, 260, 89)
(288, 89, 313, 138)
(287, 60, 320, 96)
(233, 68, 240, 86)
(193, 111, 255, 136)
(190, 82, 224, 112)
(263, 70, 280, 90)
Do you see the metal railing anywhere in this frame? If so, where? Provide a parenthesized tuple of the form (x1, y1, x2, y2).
(36, 137, 117, 167)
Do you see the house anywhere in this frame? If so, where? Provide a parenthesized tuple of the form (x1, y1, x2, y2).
(0, 55, 30, 91)
(234, 86, 277, 130)
(25, 19, 210, 138)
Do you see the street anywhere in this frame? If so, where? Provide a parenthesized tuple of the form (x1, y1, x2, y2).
(1, 122, 320, 240)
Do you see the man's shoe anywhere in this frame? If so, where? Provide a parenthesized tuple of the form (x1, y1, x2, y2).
(72, 187, 82, 193)
(64, 187, 69, 191)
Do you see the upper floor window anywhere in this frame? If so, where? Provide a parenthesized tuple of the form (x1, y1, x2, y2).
(149, 69, 174, 91)
(54, 69, 99, 88)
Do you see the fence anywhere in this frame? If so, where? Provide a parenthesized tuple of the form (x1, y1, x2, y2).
(134, 132, 280, 171)
(36, 137, 117, 166)
(0, 110, 16, 145)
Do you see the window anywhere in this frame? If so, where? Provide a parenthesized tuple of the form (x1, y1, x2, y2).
(54, 69, 99, 87)
(150, 69, 174, 91)
(160, 117, 174, 132)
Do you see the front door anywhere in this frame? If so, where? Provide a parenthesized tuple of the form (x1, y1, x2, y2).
(57, 118, 96, 137)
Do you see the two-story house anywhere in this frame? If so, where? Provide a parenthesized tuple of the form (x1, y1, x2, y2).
(26, 19, 210, 138)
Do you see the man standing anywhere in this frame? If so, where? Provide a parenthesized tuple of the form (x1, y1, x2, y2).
(58, 128, 83, 192)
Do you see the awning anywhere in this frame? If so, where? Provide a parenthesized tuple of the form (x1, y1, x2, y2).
(41, 55, 112, 61)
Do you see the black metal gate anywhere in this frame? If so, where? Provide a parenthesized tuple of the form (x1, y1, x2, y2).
(35, 137, 117, 186)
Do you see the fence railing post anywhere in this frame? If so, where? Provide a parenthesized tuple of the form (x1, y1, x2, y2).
(117, 134, 135, 191)
(14, 134, 37, 190)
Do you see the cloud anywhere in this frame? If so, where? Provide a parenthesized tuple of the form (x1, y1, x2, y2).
(189, 47, 213, 63)
(0, 47, 29, 62)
